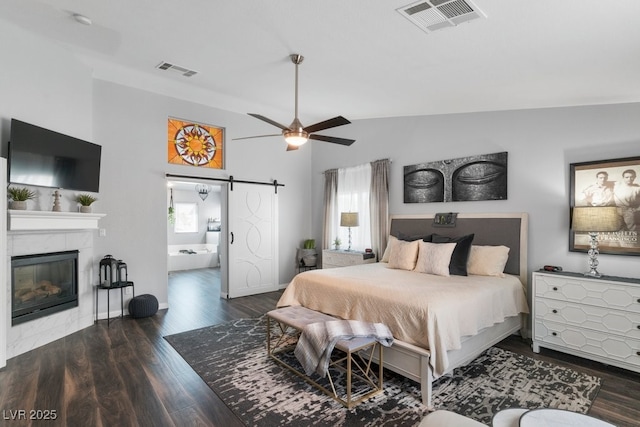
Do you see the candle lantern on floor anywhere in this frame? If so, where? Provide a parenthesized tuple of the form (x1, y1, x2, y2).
(99, 255, 119, 287)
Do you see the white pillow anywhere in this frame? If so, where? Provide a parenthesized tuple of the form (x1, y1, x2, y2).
(381, 235, 398, 263)
(414, 241, 456, 276)
(467, 245, 510, 277)
(388, 239, 420, 271)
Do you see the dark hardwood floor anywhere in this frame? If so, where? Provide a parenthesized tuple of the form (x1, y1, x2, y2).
(0, 268, 638, 426)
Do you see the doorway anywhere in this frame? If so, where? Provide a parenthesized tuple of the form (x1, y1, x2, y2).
(166, 179, 226, 306)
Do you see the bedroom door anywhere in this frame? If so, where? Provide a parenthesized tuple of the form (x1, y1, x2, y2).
(227, 182, 279, 298)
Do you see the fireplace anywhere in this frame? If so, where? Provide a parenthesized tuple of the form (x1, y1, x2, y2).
(11, 250, 79, 326)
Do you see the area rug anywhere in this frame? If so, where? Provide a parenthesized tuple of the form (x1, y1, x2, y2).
(165, 317, 601, 426)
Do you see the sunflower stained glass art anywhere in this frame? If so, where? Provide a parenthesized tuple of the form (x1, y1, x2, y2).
(168, 118, 224, 169)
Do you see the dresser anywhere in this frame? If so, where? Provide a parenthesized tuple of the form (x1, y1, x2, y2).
(532, 271, 640, 373)
(322, 250, 376, 269)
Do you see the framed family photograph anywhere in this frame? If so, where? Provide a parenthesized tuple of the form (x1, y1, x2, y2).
(569, 156, 640, 255)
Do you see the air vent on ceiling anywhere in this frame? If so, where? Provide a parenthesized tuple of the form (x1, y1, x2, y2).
(397, 0, 486, 34)
(155, 62, 198, 77)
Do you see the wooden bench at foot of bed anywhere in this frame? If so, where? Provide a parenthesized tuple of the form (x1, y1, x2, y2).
(266, 306, 384, 409)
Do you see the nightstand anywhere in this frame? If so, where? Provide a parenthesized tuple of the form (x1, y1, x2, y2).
(532, 270, 640, 374)
(322, 249, 376, 269)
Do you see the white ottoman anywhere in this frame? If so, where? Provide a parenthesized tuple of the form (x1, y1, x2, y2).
(419, 410, 485, 427)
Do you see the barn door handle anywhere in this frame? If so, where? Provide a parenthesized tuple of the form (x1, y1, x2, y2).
(230, 232, 234, 244)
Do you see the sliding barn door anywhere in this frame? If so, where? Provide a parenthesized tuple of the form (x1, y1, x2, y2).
(227, 183, 279, 298)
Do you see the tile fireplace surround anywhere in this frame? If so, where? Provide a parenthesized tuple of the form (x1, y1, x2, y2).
(5, 214, 101, 359)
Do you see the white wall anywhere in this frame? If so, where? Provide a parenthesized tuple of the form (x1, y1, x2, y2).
(0, 21, 312, 350)
(310, 103, 640, 292)
(91, 79, 312, 309)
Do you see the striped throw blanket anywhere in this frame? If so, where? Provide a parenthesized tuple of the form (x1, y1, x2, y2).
(294, 320, 394, 377)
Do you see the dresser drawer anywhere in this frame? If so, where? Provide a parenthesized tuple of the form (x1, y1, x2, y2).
(322, 250, 376, 269)
(323, 251, 353, 267)
(534, 274, 640, 313)
(534, 298, 640, 340)
(534, 319, 640, 369)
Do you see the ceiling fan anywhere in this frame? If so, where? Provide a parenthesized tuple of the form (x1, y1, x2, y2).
(233, 54, 355, 151)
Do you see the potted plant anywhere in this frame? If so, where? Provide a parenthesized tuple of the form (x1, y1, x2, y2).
(7, 186, 37, 210)
(297, 239, 317, 267)
(333, 237, 342, 250)
(75, 194, 98, 213)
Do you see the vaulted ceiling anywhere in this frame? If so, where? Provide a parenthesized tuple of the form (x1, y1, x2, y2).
(2, 0, 640, 124)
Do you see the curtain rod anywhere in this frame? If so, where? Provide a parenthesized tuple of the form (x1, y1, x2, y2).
(165, 173, 284, 194)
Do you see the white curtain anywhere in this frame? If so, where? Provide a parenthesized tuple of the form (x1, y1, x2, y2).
(334, 163, 372, 252)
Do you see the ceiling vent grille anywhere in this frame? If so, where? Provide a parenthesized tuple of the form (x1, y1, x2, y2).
(397, 0, 485, 34)
(155, 62, 198, 77)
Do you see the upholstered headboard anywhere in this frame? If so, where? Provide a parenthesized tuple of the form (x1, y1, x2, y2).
(389, 213, 528, 285)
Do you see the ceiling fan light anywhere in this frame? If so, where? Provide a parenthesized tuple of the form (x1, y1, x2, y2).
(283, 130, 308, 146)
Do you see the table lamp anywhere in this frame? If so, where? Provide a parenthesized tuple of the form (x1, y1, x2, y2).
(340, 212, 359, 251)
(571, 206, 620, 278)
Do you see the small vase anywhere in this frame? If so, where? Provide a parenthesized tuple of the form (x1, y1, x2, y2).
(9, 200, 27, 210)
(80, 205, 92, 213)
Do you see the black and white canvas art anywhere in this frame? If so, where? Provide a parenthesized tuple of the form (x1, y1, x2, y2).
(404, 152, 508, 203)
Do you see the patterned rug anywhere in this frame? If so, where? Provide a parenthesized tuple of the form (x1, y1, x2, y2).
(165, 317, 601, 426)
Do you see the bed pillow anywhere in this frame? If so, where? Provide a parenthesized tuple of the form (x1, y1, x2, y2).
(388, 239, 420, 271)
(414, 241, 456, 276)
(467, 245, 510, 277)
(431, 233, 475, 276)
(398, 232, 432, 242)
(381, 235, 398, 263)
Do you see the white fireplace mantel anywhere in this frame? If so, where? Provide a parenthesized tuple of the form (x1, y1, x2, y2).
(8, 210, 105, 231)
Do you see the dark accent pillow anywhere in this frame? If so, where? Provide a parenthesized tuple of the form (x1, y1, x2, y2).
(431, 234, 475, 276)
(398, 232, 432, 242)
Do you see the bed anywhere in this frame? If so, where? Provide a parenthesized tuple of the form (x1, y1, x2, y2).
(277, 213, 529, 407)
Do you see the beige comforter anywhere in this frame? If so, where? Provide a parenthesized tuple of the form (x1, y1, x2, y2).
(277, 262, 529, 376)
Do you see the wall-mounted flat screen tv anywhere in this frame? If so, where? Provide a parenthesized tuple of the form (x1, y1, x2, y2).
(8, 119, 102, 192)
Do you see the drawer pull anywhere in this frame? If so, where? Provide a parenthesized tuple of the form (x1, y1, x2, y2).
(552, 309, 558, 314)
(637, 351, 640, 356)
(553, 287, 558, 291)
(637, 325, 640, 330)
(637, 298, 640, 304)
(551, 332, 557, 336)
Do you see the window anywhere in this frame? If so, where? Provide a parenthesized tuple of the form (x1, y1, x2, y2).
(174, 203, 198, 233)
(334, 163, 371, 251)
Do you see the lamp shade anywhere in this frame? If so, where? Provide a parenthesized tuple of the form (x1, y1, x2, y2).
(572, 206, 620, 232)
(340, 212, 359, 227)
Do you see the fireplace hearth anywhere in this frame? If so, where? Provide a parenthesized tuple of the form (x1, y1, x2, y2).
(11, 250, 79, 325)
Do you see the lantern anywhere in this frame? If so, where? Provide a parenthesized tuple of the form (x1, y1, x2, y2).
(99, 255, 119, 287)
(117, 260, 128, 283)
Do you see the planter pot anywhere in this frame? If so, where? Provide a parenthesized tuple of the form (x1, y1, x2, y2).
(9, 201, 27, 210)
(80, 205, 92, 213)
(297, 248, 317, 267)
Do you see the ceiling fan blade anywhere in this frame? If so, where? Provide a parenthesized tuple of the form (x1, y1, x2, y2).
(286, 144, 299, 151)
(303, 116, 351, 134)
(247, 113, 290, 131)
(232, 134, 281, 141)
(309, 134, 355, 146)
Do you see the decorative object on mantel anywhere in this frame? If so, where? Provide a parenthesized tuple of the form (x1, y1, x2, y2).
(52, 190, 62, 212)
(404, 151, 508, 203)
(571, 206, 621, 277)
(75, 193, 98, 213)
(7, 186, 37, 210)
